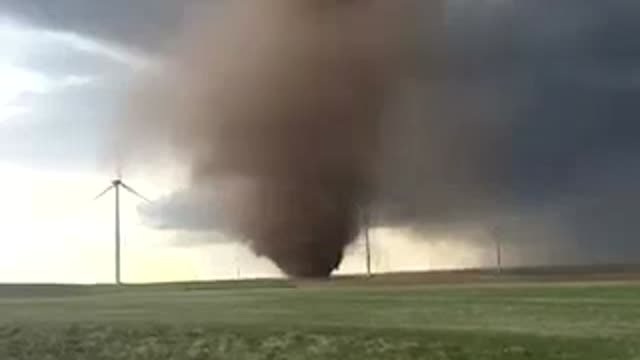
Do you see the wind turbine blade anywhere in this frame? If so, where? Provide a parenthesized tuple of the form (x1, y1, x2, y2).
(121, 182, 152, 203)
(94, 185, 114, 200)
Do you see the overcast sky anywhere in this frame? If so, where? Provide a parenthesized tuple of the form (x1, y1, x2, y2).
(1, 0, 640, 283)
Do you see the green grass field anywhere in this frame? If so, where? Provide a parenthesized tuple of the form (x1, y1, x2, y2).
(2, 274, 640, 359)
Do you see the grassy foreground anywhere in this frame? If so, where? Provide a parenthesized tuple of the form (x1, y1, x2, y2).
(1, 279, 640, 359)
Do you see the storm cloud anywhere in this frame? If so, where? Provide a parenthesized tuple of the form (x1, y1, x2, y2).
(133, 0, 640, 269)
(8, 0, 639, 270)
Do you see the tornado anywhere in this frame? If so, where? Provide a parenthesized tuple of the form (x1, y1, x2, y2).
(125, 0, 420, 277)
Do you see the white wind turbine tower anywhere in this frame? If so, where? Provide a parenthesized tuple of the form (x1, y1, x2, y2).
(360, 206, 372, 278)
(94, 178, 150, 285)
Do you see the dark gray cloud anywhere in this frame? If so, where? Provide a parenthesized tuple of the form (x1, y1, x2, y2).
(0, 81, 119, 171)
(0, 0, 207, 172)
(0, 0, 207, 54)
(489, 0, 640, 263)
(138, 188, 224, 232)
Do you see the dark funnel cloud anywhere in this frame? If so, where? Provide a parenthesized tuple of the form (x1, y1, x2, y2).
(128, 0, 640, 273)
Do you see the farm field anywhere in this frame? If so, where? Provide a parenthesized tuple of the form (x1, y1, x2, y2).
(2, 270, 640, 359)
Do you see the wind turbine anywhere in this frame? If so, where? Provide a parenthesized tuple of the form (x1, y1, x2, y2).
(94, 178, 150, 285)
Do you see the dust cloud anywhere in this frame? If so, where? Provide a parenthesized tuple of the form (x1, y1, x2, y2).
(123, 0, 432, 277)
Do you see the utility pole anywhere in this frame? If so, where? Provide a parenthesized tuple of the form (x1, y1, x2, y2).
(493, 224, 503, 274)
(235, 243, 241, 280)
(114, 180, 122, 285)
(363, 208, 372, 278)
(496, 237, 502, 274)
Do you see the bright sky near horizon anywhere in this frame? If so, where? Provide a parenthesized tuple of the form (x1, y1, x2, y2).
(0, 158, 488, 283)
(0, 159, 488, 283)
